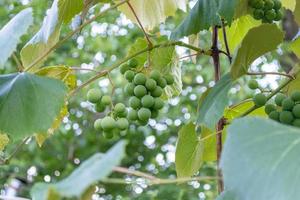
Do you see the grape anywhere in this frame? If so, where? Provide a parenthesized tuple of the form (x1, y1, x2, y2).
(134, 85, 147, 98)
(138, 119, 148, 126)
(269, 111, 280, 121)
(153, 98, 164, 110)
(151, 86, 163, 97)
(145, 78, 157, 91)
(273, 0, 282, 9)
(248, 80, 259, 90)
(151, 110, 159, 118)
(120, 63, 130, 74)
(128, 58, 138, 68)
(292, 104, 300, 118)
(134, 73, 147, 85)
(124, 83, 135, 96)
(103, 131, 114, 139)
(114, 103, 126, 114)
(141, 95, 154, 108)
(265, 104, 276, 114)
(253, 9, 264, 20)
(138, 108, 151, 122)
(150, 70, 161, 82)
(129, 96, 141, 109)
(116, 118, 129, 130)
(291, 91, 300, 102)
(253, 0, 264, 9)
(87, 88, 102, 103)
(275, 93, 286, 106)
(265, 9, 276, 21)
(264, 0, 274, 10)
(279, 111, 294, 124)
(274, 10, 283, 21)
(125, 70, 135, 82)
(95, 102, 106, 112)
(128, 109, 138, 121)
(253, 93, 267, 106)
(293, 119, 300, 127)
(282, 97, 294, 111)
(101, 116, 116, 131)
(164, 74, 175, 85)
(157, 77, 167, 88)
(94, 119, 102, 131)
(101, 95, 111, 106)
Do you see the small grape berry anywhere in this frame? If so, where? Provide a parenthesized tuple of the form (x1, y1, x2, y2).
(253, 93, 267, 106)
(87, 88, 102, 103)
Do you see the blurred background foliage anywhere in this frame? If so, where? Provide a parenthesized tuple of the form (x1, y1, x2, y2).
(0, 0, 299, 199)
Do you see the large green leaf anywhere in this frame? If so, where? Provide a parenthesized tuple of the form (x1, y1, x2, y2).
(0, 73, 67, 140)
(175, 123, 203, 177)
(0, 8, 33, 67)
(58, 0, 83, 24)
(290, 36, 300, 58)
(197, 74, 233, 130)
(285, 66, 300, 94)
(119, 0, 187, 30)
(219, 15, 260, 53)
(31, 141, 127, 200)
(216, 191, 237, 200)
(221, 117, 300, 200)
(218, 0, 239, 24)
(171, 0, 220, 39)
(282, 0, 296, 10)
(230, 24, 284, 79)
(294, 1, 300, 25)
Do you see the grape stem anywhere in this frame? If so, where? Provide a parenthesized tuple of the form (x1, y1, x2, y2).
(247, 71, 295, 79)
(221, 19, 232, 63)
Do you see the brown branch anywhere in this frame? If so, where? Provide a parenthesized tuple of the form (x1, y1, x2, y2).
(71, 67, 98, 73)
(12, 52, 24, 72)
(247, 71, 295, 79)
(221, 19, 232, 63)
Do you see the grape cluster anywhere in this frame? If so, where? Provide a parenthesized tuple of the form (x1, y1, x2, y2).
(265, 91, 300, 127)
(87, 88, 129, 139)
(248, 80, 268, 106)
(120, 59, 174, 126)
(249, 0, 283, 23)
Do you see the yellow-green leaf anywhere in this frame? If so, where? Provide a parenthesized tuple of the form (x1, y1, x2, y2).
(0, 134, 9, 151)
(294, 1, 300, 25)
(290, 37, 300, 58)
(282, 0, 296, 10)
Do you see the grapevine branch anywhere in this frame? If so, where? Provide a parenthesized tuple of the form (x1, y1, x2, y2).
(12, 52, 24, 71)
(221, 19, 232, 63)
(247, 71, 295, 79)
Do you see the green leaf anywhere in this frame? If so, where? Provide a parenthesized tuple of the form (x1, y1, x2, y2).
(282, 0, 296, 10)
(294, 1, 300, 25)
(218, 0, 239, 24)
(58, 0, 84, 24)
(0, 134, 9, 152)
(119, 0, 187, 30)
(216, 191, 237, 200)
(230, 24, 284, 79)
(290, 36, 300, 58)
(234, 0, 250, 18)
(175, 123, 203, 177)
(285, 66, 300, 94)
(219, 15, 260, 53)
(31, 141, 127, 200)
(0, 73, 67, 140)
(0, 8, 33, 67)
(221, 117, 300, 200)
(197, 74, 233, 130)
(171, 0, 220, 39)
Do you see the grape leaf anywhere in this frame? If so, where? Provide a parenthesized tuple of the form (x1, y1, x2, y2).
(175, 123, 203, 177)
(230, 24, 284, 79)
(0, 8, 33, 67)
(119, 0, 187, 30)
(31, 141, 127, 200)
(290, 37, 300, 58)
(221, 117, 300, 200)
(58, 0, 84, 24)
(218, 0, 239, 24)
(0, 73, 67, 140)
(171, 0, 220, 39)
(0, 134, 9, 152)
(294, 1, 300, 25)
(216, 191, 237, 200)
(282, 0, 296, 11)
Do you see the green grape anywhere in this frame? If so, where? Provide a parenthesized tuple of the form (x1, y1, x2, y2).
(274, 10, 283, 21)
(248, 80, 259, 90)
(101, 116, 116, 131)
(138, 108, 151, 121)
(253, 93, 267, 106)
(103, 131, 114, 139)
(101, 95, 111, 106)
(292, 104, 300, 118)
(94, 119, 102, 131)
(150, 70, 161, 82)
(275, 93, 286, 106)
(141, 95, 154, 108)
(87, 88, 102, 103)
(120, 63, 130, 74)
(124, 83, 135, 96)
(291, 91, 300, 102)
(145, 78, 157, 91)
(253, 9, 264, 20)
(252, 0, 264, 9)
(134, 85, 147, 98)
(282, 97, 294, 111)
(151, 86, 163, 97)
(262, 18, 273, 23)
(138, 119, 148, 126)
(269, 111, 280, 121)
(264, 0, 274, 10)
(164, 74, 175, 85)
(128, 58, 138, 68)
(157, 77, 167, 88)
(129, 96, 141, 109)
(95, 102, 106, 112)
(134, 73, 147, 85)
(273, 0, 282, 9)
(125, 70, 135, 82)
(116, 118, 129, 130)
(153, 98, 164, 110)
(265, 9, 276, 20)
(293, 119, 300, 127)
(279, 111, 294, 124)
(265, 104, 276, 114)
(151, 110, 159, 118)
(128, 109, 138, 121)
(114, 103, 126, 114)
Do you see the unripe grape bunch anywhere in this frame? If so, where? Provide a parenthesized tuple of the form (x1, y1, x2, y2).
(121, 58, 174, 126)
(249, 0, 283, 23)
(86, 88, 129, 139)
